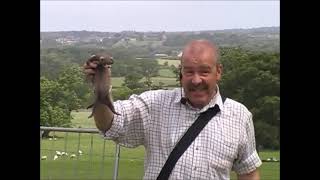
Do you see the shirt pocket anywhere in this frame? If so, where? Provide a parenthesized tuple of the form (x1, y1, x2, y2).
(207, 137, 238, 170)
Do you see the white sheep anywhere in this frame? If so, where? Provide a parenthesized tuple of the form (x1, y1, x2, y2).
(56, 151, 62, 156)
(41, 156, 47, 160)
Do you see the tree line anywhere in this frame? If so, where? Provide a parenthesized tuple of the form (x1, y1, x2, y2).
(40, 47, 279, 149)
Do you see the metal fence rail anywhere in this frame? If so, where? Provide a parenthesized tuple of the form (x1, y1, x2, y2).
(40, 126, 120, 180)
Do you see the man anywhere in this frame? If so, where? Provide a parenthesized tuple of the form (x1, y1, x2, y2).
(83, 39, 262, 180)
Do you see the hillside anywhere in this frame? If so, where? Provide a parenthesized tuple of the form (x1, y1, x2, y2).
(40, 27, 279, 53)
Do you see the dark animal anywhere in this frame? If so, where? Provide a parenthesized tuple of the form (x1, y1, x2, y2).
(86, 53, 120, 118)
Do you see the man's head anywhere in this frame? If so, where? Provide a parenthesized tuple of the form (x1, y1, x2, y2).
(180, 39, 222, 108)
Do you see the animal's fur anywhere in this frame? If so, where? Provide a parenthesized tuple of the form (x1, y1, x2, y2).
(86, 53, 120, 118)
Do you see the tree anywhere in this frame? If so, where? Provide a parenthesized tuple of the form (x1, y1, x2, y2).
(144, 74, 153, 90)
(254, 121, 279, 149)
(112, 86, 133, 101)
(123, 72, 144, 90)
(219, 48, 280, 149)
(40, 77, 72, 137)
(136, 59, 160, 77)
(40, 65, 91, 137)
(57, 64, 91, 109)
(251, 96, 280, 127)
(169, 64, 181, 86)
(152, 81, 165, 90)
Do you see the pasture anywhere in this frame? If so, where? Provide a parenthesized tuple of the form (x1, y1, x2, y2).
(111, 77, 178, 88)
(111, 59, 179, 88)
(40, 111, 280, 180)
(156, 59, 180, 67)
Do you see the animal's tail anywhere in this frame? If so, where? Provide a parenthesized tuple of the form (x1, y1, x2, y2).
(87, 104, 94, 118)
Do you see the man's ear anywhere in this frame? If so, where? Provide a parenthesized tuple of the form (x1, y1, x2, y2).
(216, 64, 223, 81)
(178, 64, 182, 81)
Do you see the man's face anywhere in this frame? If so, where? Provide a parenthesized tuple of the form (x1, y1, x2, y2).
(181, 52, 222, 108)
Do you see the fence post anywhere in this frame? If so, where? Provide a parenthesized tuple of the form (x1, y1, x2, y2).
(113, 144, 121, 180)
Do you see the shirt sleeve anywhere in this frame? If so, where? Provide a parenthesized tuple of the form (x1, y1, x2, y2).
(99, 92, 151, 148)
(232, 111, 262, 175)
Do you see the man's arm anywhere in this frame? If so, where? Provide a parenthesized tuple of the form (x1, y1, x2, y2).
(83, 56, 147, 147)
(83, 57, 115, 133)
(232, 111, 262, 178)
(237, 169, 260, 180)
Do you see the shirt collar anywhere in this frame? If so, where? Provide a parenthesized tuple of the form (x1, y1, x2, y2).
(174, 85, 224, 112)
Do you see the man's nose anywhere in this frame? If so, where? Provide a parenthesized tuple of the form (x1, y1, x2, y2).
(191, 74, 202, 85)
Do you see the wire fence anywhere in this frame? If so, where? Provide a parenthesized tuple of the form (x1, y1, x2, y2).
(40, 126, 279, 180)
(40, 126, 122, 180)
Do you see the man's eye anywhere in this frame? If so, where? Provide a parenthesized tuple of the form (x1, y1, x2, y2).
(200, 71, 210, 75)
(184, 71, 193, 75)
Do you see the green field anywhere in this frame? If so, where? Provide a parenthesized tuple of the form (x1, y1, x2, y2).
(41, 111, 279, 180)
(158, 68, 176, 78)
(157, 59, 180, 67)
(41, 133, 145, 180)
(111, 59, 179, 88)
(111, 77, 125, 88)
(148, 77, 178, 87)
(111, 77, 178, 88)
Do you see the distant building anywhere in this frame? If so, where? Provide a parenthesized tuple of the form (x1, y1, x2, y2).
(55, 38, 77, 45)
(154, 53, 168, 57)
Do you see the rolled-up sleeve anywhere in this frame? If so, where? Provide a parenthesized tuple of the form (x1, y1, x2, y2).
(232, 112, 262, 175)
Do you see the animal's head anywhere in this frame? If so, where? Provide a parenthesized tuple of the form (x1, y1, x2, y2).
(88, 53, 114, 67)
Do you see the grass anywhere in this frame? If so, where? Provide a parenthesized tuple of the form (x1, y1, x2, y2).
(41, 133, 145, 180)
(158, 68, 176, 78)
(147, 77, 178, 87)
(156, 59, 180, 67)
(41, 111, 279, 180)
(258, 150, 280, 160)
(112, 77, 178, 88)
(111, 77, 125, 88)
(111, 59, 179, 88)
(230, 150, 280, 179)
(71, 111, 95, 128)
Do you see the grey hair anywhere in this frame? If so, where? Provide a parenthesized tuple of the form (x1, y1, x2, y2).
(180, 39, 221, 64)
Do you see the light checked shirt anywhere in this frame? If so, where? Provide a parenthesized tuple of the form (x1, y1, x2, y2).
(101, 86, 262, 180)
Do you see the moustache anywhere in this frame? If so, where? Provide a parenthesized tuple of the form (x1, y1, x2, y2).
(186, 82, 209, 92)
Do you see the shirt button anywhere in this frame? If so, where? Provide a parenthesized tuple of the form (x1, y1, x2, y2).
(193, 167, 197, 170)
(196, 147, 199, 150)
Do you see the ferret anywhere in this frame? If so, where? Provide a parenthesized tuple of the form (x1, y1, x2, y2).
(86, 53, 120, 118)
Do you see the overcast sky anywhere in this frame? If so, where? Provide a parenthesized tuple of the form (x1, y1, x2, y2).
(40, 1, 279, 32)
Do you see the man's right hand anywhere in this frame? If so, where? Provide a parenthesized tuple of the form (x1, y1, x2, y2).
(83, 60, 98, 82)
(83, 55, 112, 84)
